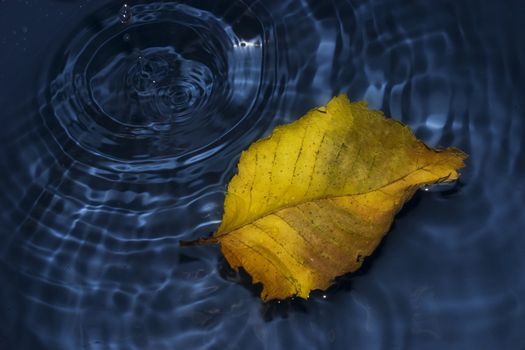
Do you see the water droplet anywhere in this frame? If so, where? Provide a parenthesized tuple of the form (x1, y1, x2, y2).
(322, 294, 327, 299)
(119, 4, 132, 24)
(420, 181, 458, 192)
(123, 33, 130, 42)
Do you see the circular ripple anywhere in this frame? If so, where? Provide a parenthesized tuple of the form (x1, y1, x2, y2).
(46, 2, 273, 171)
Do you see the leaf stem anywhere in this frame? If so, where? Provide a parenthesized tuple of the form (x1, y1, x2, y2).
(179, 237, 219, 246)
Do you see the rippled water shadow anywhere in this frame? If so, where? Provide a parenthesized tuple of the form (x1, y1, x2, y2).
(215, 188, 426, 322)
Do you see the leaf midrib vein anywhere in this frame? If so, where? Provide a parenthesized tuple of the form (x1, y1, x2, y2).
(216, 160, 452, 237)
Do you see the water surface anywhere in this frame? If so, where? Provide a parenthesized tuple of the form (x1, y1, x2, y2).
(0, 0, 524, 349)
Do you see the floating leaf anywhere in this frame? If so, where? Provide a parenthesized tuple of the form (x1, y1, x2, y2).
(186, 95, 466, 301)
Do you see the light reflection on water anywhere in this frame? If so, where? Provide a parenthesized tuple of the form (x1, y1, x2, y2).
(0, 0, 524, 349)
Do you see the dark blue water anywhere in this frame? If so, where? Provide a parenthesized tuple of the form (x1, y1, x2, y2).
(1, 0, 524, 349)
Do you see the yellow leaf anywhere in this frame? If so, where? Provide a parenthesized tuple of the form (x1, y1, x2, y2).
(188, 95, 466, 301)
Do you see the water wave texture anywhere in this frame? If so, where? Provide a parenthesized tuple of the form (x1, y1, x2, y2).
(0, 0, 524, 349)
